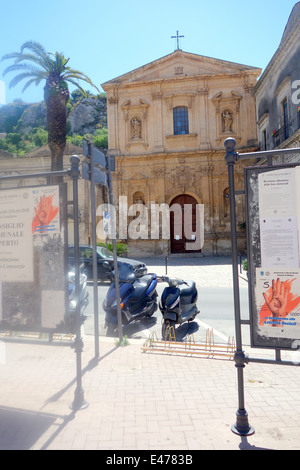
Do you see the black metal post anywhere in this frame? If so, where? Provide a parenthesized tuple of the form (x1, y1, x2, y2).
(89, 143, 100, 358)
(107, 154, 123, 343)
(224, 138, 254, 436)
(69, 155, 88, 411)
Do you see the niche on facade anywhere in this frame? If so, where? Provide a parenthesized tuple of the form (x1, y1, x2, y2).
(129, 191, 148, 234)
(122, 99, 150, 150)
(212, 91, 242, 144)
(133, 191, 145, 205)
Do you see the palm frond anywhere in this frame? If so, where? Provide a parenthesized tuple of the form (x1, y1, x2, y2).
(8, 72, 42, 89)
(3, 62, 44, 76)
(20, 41, 53, 70)
(20, 41, 47, 56)
(1, 41, 52, 74)
(63, 69, 100, 92)
(22, 77, 44, 93)
(13, 53, 51, 71)
(62, 78, 87, 96)
(48, 52, 70, 75)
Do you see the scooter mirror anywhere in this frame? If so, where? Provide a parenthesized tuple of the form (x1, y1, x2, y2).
(103, 261, 112, 270)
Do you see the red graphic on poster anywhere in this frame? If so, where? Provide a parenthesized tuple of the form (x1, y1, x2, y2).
(259, 278, 300, 326)
(32, 194, 59, 233)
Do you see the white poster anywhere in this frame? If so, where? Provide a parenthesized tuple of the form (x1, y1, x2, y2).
(258, 168, 300, 268)
(0, 188, 34, 282)
(258, 168, 296, 218)
(260, 217, 299, 268)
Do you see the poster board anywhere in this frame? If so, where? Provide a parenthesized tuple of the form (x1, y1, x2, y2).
(245, 164, 300, 349)
(0, 184, 70, 333)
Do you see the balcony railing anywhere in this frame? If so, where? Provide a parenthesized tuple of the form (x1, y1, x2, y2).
(271, 125, 289, 148)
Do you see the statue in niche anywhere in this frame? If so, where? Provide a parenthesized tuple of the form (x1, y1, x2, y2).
(130, 117, 142, 140)
(132, 192, 147, 222)
(222, 110, 233, 132)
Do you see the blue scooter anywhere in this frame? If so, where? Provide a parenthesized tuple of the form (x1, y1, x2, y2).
(159, 276, 199, 340)
(103, 262, 158, 335)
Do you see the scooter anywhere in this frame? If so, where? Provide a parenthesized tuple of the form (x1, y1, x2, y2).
(67, 269, 89, 332)
(103, 262, 158, 335)
(159, 276, 199, 340)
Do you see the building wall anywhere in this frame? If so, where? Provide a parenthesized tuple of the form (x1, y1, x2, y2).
(253, 4, 300, 157)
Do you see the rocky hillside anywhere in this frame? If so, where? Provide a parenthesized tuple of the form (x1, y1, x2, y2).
(68, 95, 107, 134)
(0, 94, 107, 135)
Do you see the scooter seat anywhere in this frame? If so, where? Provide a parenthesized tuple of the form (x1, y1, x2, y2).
(131, 274, 156, 299)
(178, 280, 196, 297)
(178, 280, 197, 305)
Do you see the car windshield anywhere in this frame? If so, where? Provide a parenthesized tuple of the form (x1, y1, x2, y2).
(96, 246, 114, 259)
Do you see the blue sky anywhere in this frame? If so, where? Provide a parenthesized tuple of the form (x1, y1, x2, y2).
(0, 0, 298, 105)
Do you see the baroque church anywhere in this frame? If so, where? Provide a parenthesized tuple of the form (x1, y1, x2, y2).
(102, 49, 261, 257)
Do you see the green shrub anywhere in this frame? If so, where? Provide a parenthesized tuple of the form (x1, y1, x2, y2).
(97, 242, 129, 257)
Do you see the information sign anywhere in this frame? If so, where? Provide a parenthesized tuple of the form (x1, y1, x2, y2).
(0, 184, 68, 333)
(0, 187, 34, 282)
(245, 164, 300, 349)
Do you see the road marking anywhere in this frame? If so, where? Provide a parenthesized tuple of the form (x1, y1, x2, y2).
(195, 319, 230, 342)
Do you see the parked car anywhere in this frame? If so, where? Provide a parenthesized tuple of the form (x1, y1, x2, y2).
(68, 244, 147, 281)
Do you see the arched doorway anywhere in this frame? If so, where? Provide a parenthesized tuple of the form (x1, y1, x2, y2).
(170, 194, 200, 254)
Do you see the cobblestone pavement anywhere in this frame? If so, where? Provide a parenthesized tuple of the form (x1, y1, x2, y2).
(1, 257, 300, 451)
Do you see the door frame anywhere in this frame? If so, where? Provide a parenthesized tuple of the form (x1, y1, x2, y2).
(168, 191, 202, 254)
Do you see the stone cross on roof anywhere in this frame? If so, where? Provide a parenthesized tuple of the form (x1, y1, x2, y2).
(171, 30, 184, 50)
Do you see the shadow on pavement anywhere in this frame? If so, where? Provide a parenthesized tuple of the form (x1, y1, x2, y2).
(239, 436, 274, 451)
(0, 406, 65, 450)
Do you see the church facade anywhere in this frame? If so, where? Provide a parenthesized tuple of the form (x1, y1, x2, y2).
(102, 50, 261, 257)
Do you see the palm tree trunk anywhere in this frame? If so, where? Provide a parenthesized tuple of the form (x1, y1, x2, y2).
(47, 92, 68, 172)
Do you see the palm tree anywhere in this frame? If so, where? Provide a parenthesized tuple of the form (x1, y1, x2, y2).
(1, 41, 99, 172)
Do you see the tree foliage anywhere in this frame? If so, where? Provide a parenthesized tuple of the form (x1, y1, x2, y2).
(0, 125, 108, 156)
